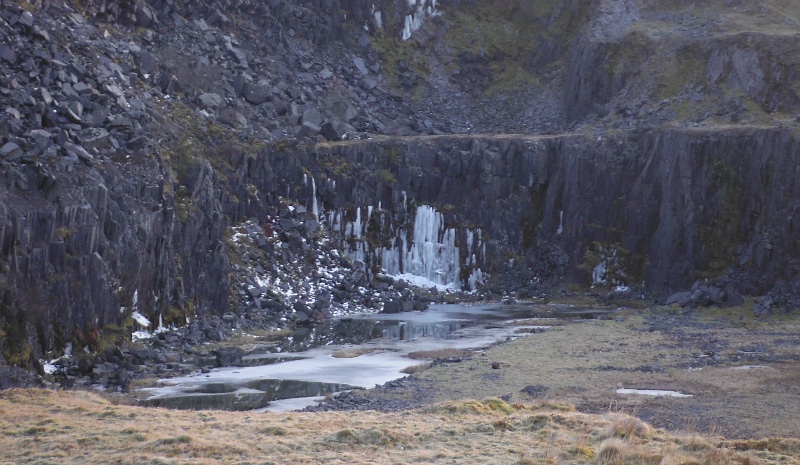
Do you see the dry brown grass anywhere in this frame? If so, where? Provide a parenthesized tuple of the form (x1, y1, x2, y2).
(406, 348, 472, 360)
(596, 438, 629, 465)
(0, 389, 791, 465)
(603, 413, 653, 439)
(400, 362, 431, 374)
(386, 309, 800, 440)
(331, 347, 377, 358)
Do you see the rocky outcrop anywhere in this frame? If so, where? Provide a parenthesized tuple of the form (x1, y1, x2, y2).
(3, 0, 800, 381)
(294, 128, 800, 296)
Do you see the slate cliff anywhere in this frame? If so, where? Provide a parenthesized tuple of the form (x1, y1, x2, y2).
(2, 0, 800, 377)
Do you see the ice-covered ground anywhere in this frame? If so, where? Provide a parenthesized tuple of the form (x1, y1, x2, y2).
(141, 303, 550, 411)
(616, 388, 692, 398)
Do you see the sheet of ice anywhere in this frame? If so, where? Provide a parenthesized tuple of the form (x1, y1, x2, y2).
(150, 351, 414, 393)
(616, 388, 692, 398)
(259, 396, 326, 413)
(141, 303, 548, 409)
(731, 365, 768, 370)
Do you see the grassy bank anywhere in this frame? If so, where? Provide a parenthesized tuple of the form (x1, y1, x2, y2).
(2, 389, 798, 464)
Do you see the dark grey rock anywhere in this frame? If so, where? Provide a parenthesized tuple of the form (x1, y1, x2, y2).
(135, 4, 156, 27)
(126, 136, 148, 150)
(242, 84, 271, 105)
(521, 385, 549, 397)
(301, 107, 323, 127)
(136, 50, 158, 77)
(63, 141, 94, 164)
(363, 76, 379, 90)
(213, 347, 244, 367)
(73, 81, 92, 94)
(296, 120, 321, 138)
(77, 128, 110, 150)
(0, 44, 16, 63)
(17, 11, 35, 27)
(198, 92, 224, 109)
(0, 142, 22, 160)
(665, 291, 692, 307)
(218, 106, 247, 127)
(40, 88, 53, 105)
(64, 101, 83, 123)
(89, 105, 110, 127)
(32, 26, 50, 42)
(353, 56, 369, 76)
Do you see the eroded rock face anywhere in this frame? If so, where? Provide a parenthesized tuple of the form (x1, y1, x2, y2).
(4, 127, 800, 369)
(3, 0, 800, 377)
(295, 129, 800, 295)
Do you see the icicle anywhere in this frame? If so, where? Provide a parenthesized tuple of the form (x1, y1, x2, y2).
(311, 177, 319, 220)
(557, 210, 563, 235)
(353, 208, 362, 238)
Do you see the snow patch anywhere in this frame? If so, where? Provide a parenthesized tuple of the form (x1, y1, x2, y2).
(616, 388, 692, 398)
(132, 311, 150, 327)
(393, 273, 454, 292)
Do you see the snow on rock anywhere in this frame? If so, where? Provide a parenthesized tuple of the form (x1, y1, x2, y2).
(132, 311, 151, 327)
(226, 203, 411, 326)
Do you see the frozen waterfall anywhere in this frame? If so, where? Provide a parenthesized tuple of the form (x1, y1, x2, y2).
(381, 205, 461, 290)
(330, 203, 485, 291)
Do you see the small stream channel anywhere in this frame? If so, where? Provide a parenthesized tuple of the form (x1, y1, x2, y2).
(140, 303, 608, 412)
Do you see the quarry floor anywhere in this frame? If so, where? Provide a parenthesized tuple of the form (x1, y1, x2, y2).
(314, 302, 800, 440)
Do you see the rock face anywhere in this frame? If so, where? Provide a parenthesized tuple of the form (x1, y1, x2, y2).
(290, 129, 800, 296)
(2, 0, 800, 377)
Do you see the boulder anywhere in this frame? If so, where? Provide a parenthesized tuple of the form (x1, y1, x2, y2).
(198, 93, 224, 109)
(301, 107, 324, 127)
(63, 142, 94, 164)
(136, 50, 158, 77)
(0, 44, 16, 63)
(213, 347, 244, 367)
(0, 142, 23, 161)
(353, 56, 369, 76)
(320, 120, 347, 141)
(77, 128, 110, 151)
(242, 84, 271, 105)
(218, 106, 248, 127)
(296, 120, 321, 139)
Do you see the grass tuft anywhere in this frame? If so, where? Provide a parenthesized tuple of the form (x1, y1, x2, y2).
(400, 362, 431, 374)
(331, 348, 376, 358)
(679, 435, 713, 452)
(596, 438, 629, 465)
(156, 434, 192, 445)
(483, 397, 516, 414)
(604, 413, 652, 439)
(406, 348, 472, 360)
(260, 426, 287, 436)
